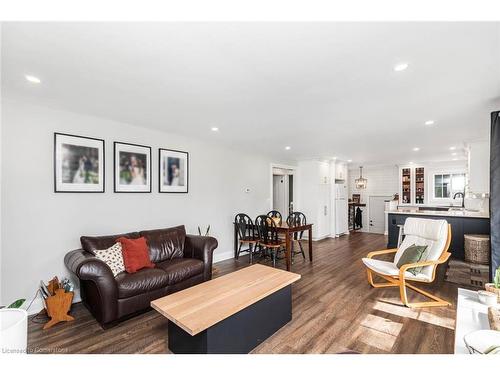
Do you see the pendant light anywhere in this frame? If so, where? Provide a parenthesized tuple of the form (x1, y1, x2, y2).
(355, 166, 367, 189)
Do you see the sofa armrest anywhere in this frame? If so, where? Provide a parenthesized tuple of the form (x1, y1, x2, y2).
(64, 249, 118, 324)
(184, 235, 218, 280)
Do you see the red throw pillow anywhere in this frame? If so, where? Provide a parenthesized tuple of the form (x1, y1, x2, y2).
(117, 236, 155, 273)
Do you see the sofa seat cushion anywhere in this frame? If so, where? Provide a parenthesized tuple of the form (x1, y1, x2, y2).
(156, 258, 204, 285)
(116, 268, 170, 299)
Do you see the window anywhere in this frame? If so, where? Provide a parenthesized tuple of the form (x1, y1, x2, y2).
(433, 173, 465, 199)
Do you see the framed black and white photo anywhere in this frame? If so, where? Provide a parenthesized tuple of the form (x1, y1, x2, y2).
(114, 142, 151, 193)
(54, 133, 105, 193)
(159, 148, 189, 193)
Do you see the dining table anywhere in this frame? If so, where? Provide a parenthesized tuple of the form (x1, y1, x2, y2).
(233, 220, 313, 271)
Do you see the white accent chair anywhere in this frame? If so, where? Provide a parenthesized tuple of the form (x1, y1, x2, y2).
(362, 217, 452, 308)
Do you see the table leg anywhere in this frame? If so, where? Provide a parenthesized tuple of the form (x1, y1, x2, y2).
(308, 228, 313, 262)
(285, 231, 291, 271)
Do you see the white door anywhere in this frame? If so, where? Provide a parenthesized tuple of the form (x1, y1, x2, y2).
(369, 196, 391, 234)
(273, 175, 288, 215)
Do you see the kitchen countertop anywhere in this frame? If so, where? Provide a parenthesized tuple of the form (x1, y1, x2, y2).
(386, 208, 490, 219)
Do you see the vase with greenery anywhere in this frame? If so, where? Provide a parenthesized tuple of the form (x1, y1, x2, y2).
(485, 266, 500, 303)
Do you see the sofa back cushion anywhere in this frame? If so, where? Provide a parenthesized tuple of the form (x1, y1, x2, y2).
(140, 225, 186, 263)
(81, 232, 141, 254)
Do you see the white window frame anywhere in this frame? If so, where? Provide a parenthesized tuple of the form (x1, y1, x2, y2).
(432, 172, 466, 200)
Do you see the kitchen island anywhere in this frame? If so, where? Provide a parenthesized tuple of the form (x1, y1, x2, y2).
(387, 208, 490, 260)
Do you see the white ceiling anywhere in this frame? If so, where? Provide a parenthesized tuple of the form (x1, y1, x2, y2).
(2, 22, 500, 165)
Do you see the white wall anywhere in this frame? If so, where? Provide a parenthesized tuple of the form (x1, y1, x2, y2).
(348, 165, 399, 232)
(0, 98, 291, 311)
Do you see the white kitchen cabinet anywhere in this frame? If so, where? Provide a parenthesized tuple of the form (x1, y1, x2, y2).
(297, 160, 332, 240)
(468, 141, 489, 194)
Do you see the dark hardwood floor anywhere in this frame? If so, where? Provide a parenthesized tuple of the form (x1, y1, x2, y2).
(27, 232, 458, 354)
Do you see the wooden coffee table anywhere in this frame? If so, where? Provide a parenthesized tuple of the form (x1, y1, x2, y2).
(151, 264, 301, 354)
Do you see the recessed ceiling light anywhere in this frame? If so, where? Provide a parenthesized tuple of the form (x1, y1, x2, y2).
(449, 146, 456, 151)
(25, 74, 41, 84)
(347, 159, 352, 163)
(413, 147, 420, 152)
(285, 146, 291, 151)
(424, 120, 435, 126)
(451, 152, 457, 156)
(452, 158, 458, 161)
(393, 63, 409, 72)
(409, 161, 414, 165)
(210, 127, 219, 132)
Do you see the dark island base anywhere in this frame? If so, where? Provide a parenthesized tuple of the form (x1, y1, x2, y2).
(387, 213, 490, 260)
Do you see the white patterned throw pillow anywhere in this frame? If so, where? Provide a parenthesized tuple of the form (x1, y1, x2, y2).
(94, 243, 125, 277)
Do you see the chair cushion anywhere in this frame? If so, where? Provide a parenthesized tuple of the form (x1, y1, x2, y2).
(362, 258, 431, 281)
(156, 258, 204, 285)
(140, 226, 186, 263)
(396, 244, 429, 275)
(394, 218, 448, 279)
(116, 268, 170, 298)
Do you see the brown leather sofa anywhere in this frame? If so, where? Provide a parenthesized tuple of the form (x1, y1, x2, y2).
(64, 225, 218, 328)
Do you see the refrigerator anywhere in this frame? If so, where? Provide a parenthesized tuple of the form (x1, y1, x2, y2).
(335, 182, 349, 236)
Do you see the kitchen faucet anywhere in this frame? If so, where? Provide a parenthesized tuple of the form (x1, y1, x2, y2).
(453, 192, 465, 208)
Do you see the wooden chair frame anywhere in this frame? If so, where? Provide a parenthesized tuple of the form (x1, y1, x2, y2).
(365, 224, 452, 308)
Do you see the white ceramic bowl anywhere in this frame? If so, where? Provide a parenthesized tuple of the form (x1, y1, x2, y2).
(478, 290, 498, 306)
(464, 330, 500, 354)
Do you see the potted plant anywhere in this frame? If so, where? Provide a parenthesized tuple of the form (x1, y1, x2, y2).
(485, 266, 500, 303)
(0, 299, 28, 354)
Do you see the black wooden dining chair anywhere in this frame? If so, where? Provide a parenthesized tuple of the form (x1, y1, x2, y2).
(234, 213, 259, 263)
(255, 215, 284, 268)
(286, 212, 307, 259)
(267, 210, 283, 226)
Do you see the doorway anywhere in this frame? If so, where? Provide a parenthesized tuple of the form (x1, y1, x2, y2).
(369, 196, 391, 234)
(271, 166, 295, 216)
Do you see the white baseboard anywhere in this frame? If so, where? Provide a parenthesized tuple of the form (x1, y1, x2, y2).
(213, 250, 234, 263)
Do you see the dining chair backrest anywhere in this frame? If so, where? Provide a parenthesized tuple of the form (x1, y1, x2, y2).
(267, 210, 283, 226)
(234, 213, 254, 240)
(286, 212, 307, 239)
(255, 215, 279, 245)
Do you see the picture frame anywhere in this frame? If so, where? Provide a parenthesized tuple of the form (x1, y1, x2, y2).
(54, 132, 105, 193)
(159, 148, 189, 193)
(114, 142, 152, 193)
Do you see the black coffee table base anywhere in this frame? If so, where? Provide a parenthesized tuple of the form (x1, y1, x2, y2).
(168, 285, 292, 354)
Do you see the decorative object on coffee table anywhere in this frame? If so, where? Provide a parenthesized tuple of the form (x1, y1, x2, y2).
(485, 266, 500, 303)
(489, 307, 500, 331)
(465, 234, 490, 265)
(463, 330, 500, 354)
(54, 132, 105, 193)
